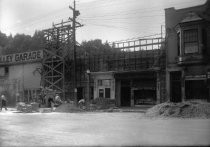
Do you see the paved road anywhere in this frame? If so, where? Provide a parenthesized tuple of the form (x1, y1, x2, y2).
(0, 111, 210, 146)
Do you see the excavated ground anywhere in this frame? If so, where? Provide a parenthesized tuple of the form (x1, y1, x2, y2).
(145, 100, 210, 118)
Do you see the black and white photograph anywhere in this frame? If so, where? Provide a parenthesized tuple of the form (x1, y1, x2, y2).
(0, 0, 210, 146)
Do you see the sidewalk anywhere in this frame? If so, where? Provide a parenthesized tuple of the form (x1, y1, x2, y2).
(117, 105, 154, 113)
(0, 108, 17, 114)
(0, 105, 154, 114)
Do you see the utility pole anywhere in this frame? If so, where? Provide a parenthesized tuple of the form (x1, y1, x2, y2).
(69, 0, 81, 106)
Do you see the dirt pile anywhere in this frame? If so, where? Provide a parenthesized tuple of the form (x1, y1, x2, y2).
(54, 103, 83, 113)
(145, 101, 210, 118)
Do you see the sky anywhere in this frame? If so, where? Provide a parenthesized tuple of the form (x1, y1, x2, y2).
(0, 0, 207, 43)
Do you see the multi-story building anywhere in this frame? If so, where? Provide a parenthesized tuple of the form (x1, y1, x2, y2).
(165, 0, 210, 102)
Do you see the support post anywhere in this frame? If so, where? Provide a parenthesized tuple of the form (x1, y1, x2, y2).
(86, 69, 91, 106)
(181, 70, 185, 102)
(156, 71, 161, 104)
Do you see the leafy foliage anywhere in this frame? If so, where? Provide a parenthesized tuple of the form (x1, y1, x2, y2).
(0, 31, 116, 56)
(0, 31, 45, 55)
(78, 39, 118, 56)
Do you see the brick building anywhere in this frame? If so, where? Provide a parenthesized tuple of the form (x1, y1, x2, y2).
(165, 0, 210, 102)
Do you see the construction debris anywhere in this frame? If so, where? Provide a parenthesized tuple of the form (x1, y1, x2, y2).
(145, 100, 210, 118)
(54, 103, 83, 113)
(90, 97, 116, 109)
(16, 102, 39, 113)
(53, 98, 117, 112)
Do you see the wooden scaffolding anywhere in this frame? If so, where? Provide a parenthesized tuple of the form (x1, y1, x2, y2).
(42, 20, 73, 98)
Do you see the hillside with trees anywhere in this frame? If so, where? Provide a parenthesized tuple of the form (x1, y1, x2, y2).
(0, 31, 116, 56)
(0, 31, 45, 55)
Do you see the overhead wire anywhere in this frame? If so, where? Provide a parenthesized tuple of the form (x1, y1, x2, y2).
(6, 0, 197, 29)
(3, 0, 204, 36)
(80, 14, 164, 21)
(83, 21, 163, 34)
(80, 9, 164, 19)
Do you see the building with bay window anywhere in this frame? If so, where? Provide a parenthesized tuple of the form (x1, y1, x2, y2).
(165, 0, 210, 102)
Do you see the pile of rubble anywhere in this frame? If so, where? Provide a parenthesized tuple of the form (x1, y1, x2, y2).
(145, 100, 210, 118)
(89, 97, 116, 110)
(54, 98, 117, 112)
(54, 103, 83, 113)
(16, 102, 39, 113)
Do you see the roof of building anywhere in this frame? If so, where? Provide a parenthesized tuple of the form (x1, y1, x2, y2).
(181, 12, 203, 23)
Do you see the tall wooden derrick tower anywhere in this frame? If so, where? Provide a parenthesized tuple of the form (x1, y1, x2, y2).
(41, 20, 72, 98)
(41, 1, 82, 100)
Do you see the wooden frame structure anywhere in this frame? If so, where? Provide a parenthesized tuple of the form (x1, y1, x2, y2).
(64, 37, 166, 99)
(41, 19, 165, 100)
(42, 20, 74, 98)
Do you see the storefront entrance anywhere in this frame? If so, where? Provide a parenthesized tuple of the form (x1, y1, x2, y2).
(134, 89, 156, 105)
(77, 87, 83, 101)
(170, 71, 182, 102)
(121, 87, 131, 106)
(117, 71, 158, 107)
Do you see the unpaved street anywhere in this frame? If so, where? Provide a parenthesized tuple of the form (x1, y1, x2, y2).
(0, 111, 210, 146)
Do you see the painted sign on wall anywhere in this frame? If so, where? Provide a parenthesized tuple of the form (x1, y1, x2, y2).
(0, 50, 43, 64)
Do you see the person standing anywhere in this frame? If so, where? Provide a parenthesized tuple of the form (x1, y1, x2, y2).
(55, 94, 62, 105)
(1, 94, 8, 111)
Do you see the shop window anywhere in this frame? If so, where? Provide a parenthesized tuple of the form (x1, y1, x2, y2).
(5, 67, 9, 75)
(185, 80, 208, 100)
(202, 28, 207, 55)
(183, 29, 199, 54)
(0, 67, 5, 76)
(103, 80, 111, 86)
(0, 67, 9, 76)
(105, 88, 111, 98)
(98, 80, 102, 86)
(99, 89, 104, 98)
(177, 32, 181, 56)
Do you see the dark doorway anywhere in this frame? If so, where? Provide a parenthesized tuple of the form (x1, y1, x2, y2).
(90, 86, 94, 100)
(77, 87, 83, 101)
(121, 87, 131, 106)
(105, 88, 111, 98)
(185, 80, 208, 100)
(170, 71, 182, 102)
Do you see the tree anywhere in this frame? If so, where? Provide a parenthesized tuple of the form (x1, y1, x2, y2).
(31, 30, 45, 51)
(0, 30, 45, 55)
(0, 31, 8, 47)
(78, 39, 118, 57)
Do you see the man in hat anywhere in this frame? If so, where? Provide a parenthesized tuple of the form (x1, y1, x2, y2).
(1, 94, 8, 111)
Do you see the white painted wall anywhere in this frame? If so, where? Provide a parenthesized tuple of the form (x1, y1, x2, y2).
(0, 62, 41, 104)
(92, 72, 115, 100)
(8, 62, 41, 90)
